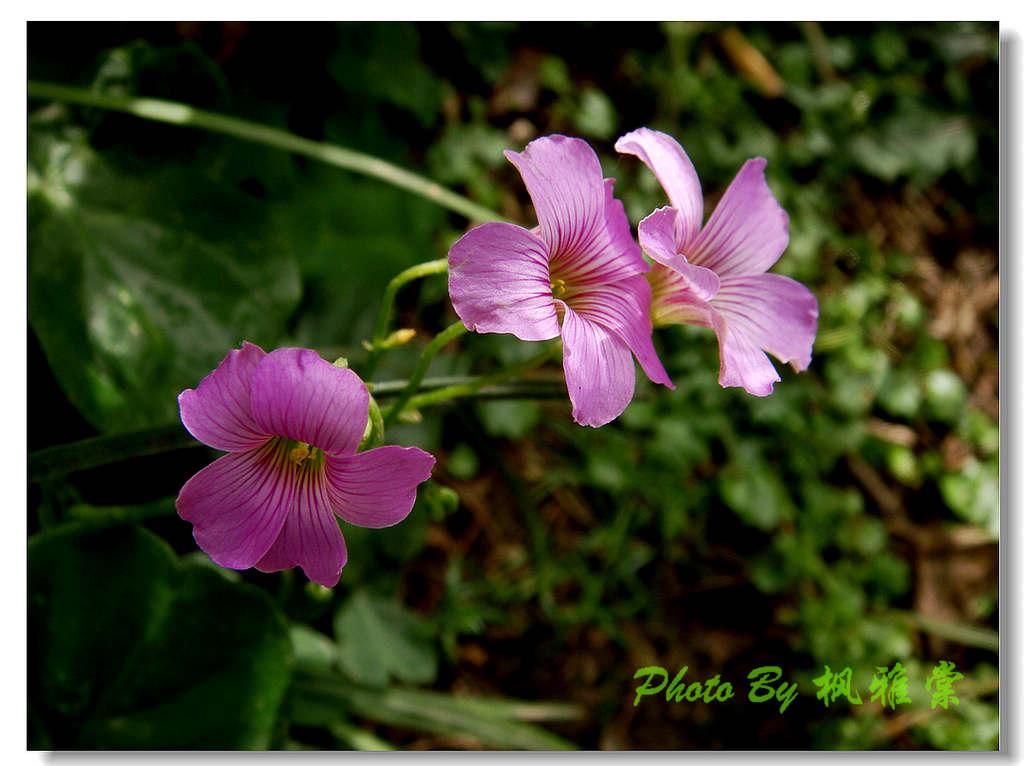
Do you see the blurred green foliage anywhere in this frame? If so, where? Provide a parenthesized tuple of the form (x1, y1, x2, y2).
(28, 22, 997, 750)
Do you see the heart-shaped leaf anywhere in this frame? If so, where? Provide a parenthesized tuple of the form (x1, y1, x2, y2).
(27, 121, 301, 432)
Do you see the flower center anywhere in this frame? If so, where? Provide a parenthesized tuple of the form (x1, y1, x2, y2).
(550, 277, 567, 299)
(281, 439, 325, 471)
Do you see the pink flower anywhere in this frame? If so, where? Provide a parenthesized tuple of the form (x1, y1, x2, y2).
(448, 134, 674, 427)
(176, 343, 435, 587)
(615, 127, 819, 396)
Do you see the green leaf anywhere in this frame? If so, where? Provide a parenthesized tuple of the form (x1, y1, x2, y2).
(334, 590, 438, 688)
(27, 122, 301, 431)
(328, 721, 397, 751)
(877, 368, 923, 418)
(447, 442, 480, 480)
(718, 447, 796, 532)
(290, 624, 339, 675)
(573, 87, 618, 139)
(923, 368, 968, 423)
(939, 458, 999, 538)
(847, 101, 976, 185)
(29, 525, 292, 749)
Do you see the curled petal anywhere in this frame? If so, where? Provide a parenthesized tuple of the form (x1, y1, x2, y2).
(448, 222, 561, 341)
(569, 276, 674, 389)
(710, 310, 781, 396)
(638, 207, 720, 302)
(250, 348, 368, 457)
(559, 303, 636, 427)
(615, 127, 704, 249)
(326, 446, 435, 528)
(255, 470, 348, 588)
(178, 342, 270, 452)
(175, 441, 295, 570)
(687, 158, 789, 277)
(648, 264, 714, 328)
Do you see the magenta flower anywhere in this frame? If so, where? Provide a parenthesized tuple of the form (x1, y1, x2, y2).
(448, 134, 674, 427)
(176, 343, 435, 587)
(615, 127, 819, 396)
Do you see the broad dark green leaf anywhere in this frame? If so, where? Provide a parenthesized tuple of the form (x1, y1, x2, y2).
(27, 121, 301, 431)
(29, 524, 292, 749)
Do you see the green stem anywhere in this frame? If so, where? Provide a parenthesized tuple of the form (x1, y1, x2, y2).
(27, 80, 506, 224)
(382, 321, 468, 426)
(370, 376, 563, 399)
(405, 343, 561, 412)
(31, 498, 178, 540)
(362, 257, 449, 379)
(412, 381, 565, 402)
(29, 424, 200, 482)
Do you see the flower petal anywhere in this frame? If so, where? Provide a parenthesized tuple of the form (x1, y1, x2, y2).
(505, 135, 606, 260)
(178, 342, 270, 452)
(558, 303, 637, 427)
(648, 264, 714, 328)
(638, 207, 720, 302)
(615, 127, 704, 249)
(687, 158, 789, 277)
(569, 276, 675, 390)
(710, 309, 781, 396)
(557, 177, 648, 287)
(506, 137, 647, 287)
(254, 470, 348, 588)
(250, 348, 368, 457)
(448, 222, 561, 341)
(709, 274, 819, 395)
(175, 440, 295, 570)
(713, 273, 819, 368)
(325, 446, 435, 528)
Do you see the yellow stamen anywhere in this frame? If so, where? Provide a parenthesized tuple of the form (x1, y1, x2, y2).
(289, 443, 312, 465)
(550, 277, 567, 299)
